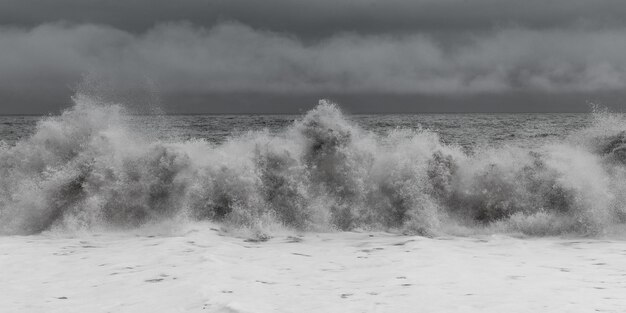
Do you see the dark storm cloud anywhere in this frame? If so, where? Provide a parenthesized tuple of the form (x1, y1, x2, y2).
(2, 23, 626, 96)
(2, 1, 626, 113)
(1, 0, 626, 37)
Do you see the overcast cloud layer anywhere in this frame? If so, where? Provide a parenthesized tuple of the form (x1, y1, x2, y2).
(3, 23, 626, 93)
(2, 0, 626, 36)
(1, 1, 626, 113)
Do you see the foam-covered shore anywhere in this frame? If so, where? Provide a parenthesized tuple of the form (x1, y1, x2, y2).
(1, 226, 625, 313)
(1, 95, 626, 236)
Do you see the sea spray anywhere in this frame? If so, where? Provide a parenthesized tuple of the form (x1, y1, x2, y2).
(0, 95, 625, 236)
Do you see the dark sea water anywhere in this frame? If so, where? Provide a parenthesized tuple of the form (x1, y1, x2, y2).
(0, 97, 625, 237)
(0, 112, 591, 149)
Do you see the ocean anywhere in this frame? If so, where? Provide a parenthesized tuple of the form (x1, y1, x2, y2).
(0, 110, 590, 149)
(0, 95, 623, 237)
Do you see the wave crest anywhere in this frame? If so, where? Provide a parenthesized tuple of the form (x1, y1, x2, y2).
(1, 97, 625, 236)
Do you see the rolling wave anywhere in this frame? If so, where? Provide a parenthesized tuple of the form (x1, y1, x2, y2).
(1, 95, 625, 236)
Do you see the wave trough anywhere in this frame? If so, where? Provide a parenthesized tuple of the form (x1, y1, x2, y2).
(1, 95, 625, 237)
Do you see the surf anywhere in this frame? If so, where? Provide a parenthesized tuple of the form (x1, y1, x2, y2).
(1, 94, 625, 237)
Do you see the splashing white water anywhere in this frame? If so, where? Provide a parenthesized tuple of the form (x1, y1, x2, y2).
(1, 95, 625, 237)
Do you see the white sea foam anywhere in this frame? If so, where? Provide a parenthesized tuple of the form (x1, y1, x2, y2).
(1, 95, 625, 236)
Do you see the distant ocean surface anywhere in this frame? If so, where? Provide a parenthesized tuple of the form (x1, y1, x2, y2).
(0, 112, 591, 149)
(0, 96, 625, 237)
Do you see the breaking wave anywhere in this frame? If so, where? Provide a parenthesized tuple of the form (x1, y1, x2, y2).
(1, 95, 626, 237)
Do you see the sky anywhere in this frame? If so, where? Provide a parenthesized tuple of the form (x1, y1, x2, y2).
(2, 0, 626, 113)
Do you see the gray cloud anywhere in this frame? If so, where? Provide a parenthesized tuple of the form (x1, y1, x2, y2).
(2, 22, 626, 100)
(1, 0, 626, 38)
(3, 1, 626, 113)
